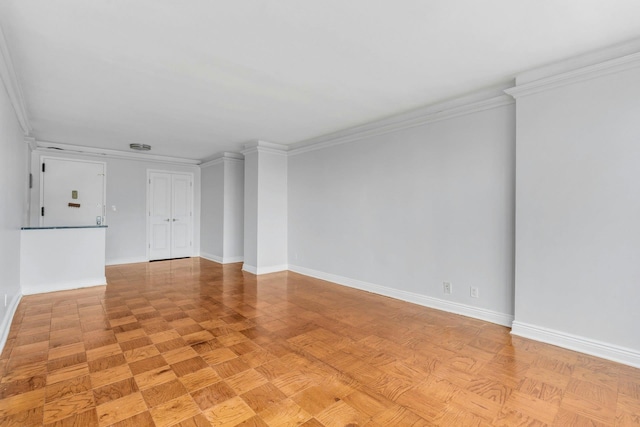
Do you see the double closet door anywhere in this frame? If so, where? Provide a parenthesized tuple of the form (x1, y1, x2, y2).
(148, 171, 193, 261)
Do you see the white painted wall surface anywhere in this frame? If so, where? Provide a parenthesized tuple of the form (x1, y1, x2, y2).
(257, 151, 288, 271)
(513, 66, 640, 353)
(288, 104, 515, 321)
(20, 227, 106, 294)
(0, 77, 27, 348)
(243, 151, 259, 270)
(243, 144, 288, 274)
(200, 162, 224, 260)
(223, 158, 244, 262)
(29, 150, 201, 265)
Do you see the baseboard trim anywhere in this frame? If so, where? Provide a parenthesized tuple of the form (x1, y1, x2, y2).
(0, 292, 22, 355)
(511, 321, 640, 368)
(106, 257, 148, 266)
(242, 264, 289, 275)
(200, 252, 224, 264)
(200, 253, 244, 264)
(21, 277, 107, 296)
(288, 265, 513, 327)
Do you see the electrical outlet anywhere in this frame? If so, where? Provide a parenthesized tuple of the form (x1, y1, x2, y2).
(443, 282, 452, 295)
(470, 286, 479, 298)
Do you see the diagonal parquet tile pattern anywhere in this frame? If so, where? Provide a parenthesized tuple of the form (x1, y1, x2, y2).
(0, 258, 639, 426)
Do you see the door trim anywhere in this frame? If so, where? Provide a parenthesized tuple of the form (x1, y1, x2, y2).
(39, 156, 107, 227)
(146, 169, 194, 261)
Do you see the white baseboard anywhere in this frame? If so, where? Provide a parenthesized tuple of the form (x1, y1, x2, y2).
(0, 292, 22, 354)
(106, 257, 148, 266)
(288, 264, 513, 327)
(242, 264, 257, 274)
(21, 277, 107, 296)
(511, 321, 640, 369)
(200, 253, 244, 264)
(201, 252, 224, 264)
(242, 264, 289, 275)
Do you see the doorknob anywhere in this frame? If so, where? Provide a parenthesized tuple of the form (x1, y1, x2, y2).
(164, 219, 170, 222)
(172, 219, 178, 222)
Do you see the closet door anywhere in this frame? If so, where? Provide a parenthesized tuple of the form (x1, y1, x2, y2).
(148, 172, 193, 261)
(149, 172, 172, 260)
(170, 174, 193, 258)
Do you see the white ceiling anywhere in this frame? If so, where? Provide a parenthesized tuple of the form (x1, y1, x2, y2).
(1, 1, 640, 160)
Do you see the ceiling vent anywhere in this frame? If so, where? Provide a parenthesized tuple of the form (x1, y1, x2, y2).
(129, 143, 151, 151)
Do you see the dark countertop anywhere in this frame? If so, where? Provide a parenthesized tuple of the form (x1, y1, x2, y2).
(21, 225, 108, 230)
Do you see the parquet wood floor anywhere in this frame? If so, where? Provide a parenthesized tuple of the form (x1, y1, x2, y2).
(1, 258, 639, 426)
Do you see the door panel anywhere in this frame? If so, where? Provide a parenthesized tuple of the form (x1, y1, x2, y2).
(148, 172, 193, 261)
(171, 174, 192, 258)
(149, 172, 172, 260)
(42, 158, 105, 227)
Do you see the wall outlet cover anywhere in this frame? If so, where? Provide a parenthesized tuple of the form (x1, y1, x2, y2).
(443, 282, 452, 295)
(470, 287, 479, 298)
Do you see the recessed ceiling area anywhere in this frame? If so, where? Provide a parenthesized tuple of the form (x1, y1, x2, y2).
(1, 0, 640, 160)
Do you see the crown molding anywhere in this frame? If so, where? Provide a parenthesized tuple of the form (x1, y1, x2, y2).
(34, 140, 200, 165)
(288, 85, 514, 157)
(24, 136, 37, 151)
(516, 37, 640, 86)
(0, 24, 31, 135)
(241, 140, 289, 156)
(506, 50, 640, 99)
(199, 152, 244, 168)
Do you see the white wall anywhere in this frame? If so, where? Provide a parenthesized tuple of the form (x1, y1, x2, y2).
(512, 63, 640, 361)
(20, 227, 106, 294)
(257, 150, 287, 270)
(200, 156, 244, 263)
(30, 150, 201, 265)
(223, 158, 244, 261)
(0, 78, 27, 348)
(243, 151, 259, 269)
(200, 162, 224, 260)
(243, 143, 288, 274)
(288, 102, 516, 323)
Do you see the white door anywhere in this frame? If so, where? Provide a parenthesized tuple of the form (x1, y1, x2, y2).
(148, 172, 193, 260)
(170, 174, 193, 258)
(41, 158, 106, 227)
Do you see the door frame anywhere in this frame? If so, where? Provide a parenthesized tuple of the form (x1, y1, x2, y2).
(39, 156, 107, 227)
(146, 169, 194, 261)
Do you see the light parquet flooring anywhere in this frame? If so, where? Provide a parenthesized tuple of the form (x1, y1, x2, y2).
(1, 258, 639, 426)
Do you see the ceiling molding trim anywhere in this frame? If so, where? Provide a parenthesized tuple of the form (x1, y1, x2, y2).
(0, 24, 32, 135)
(515, 37, 640, 85)
(24, 136, 37, 151)
(200, 152, 244, 168)
(506, 51, 640, 99)
(35, 141, 200, 165)
(288, 88, 514, 157)
(242, 140, 289, 156)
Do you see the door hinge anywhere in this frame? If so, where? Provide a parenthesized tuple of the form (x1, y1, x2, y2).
(42, 163, 45, 172)
(29, 173, 32, 189)
(149, 179, 151, 184)
(41, 207, 45, 216)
